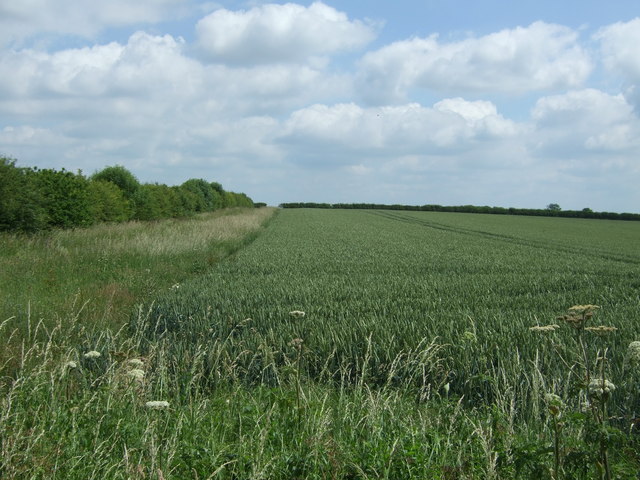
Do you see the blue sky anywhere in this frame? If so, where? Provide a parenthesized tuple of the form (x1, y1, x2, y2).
(1, 1, 639, 212)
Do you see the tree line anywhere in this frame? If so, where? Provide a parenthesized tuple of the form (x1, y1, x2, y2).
(0, 157, 254, 233)
(279, 202, 640, 221)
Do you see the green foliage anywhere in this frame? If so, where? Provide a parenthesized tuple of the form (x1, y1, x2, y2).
(91, 165, 140, 199)
(87, 179, 131, 222)
(0, 158, 254, 233)
(280, 202, 640, 221)
(30, 167, 93, 229)
(181, 178, 223, 211)
(0, 157, 47, 232)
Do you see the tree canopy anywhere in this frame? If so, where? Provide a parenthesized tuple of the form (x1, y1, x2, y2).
(0, 158, 255, 233)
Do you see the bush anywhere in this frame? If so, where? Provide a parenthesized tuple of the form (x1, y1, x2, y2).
(87, 180, 132, 223)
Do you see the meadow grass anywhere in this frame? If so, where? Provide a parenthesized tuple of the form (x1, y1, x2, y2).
(1, 208, 639, 478)
(0, 207, 275, 369)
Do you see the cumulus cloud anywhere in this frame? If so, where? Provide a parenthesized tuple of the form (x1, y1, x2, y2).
(532, 89, 640, 154)
(595, 18, 640, 111)
(0, 0, 189, 46)
(279, 99, 521, 162)
(195, 1, 377, 64)
(357, 21, 592, 104)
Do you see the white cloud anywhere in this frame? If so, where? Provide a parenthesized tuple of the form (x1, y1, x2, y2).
(532, 89, 640, 154)
(0, 0, 189, 46)
(357, 21, 592, 103)
(195, 1, 377, 64)
(596, 18, 640, 79)
(595, 18, 640, 111)
(279, 100, 521, 161)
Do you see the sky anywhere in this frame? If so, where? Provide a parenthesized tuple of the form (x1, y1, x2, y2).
(0, 1, 639, 212)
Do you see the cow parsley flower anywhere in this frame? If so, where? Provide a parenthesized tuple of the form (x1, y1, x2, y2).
(289, 310, 305, 318)
(127, 358, 144, 368)
(145, 400, 170, 409)
(127, 369, 145, 381)
(529, 324, 560, 333)
(585, 325, 617, 336)
(588, 379, 615, 398)
(84, 350, 101, 359)
(65, 360, 78, 369)
(627, 341, 640, 365)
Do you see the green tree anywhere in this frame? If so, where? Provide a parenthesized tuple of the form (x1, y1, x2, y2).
(31, 168, 93, 229)
(87, 180, 132, 223)
(546, 203, 561, 212)
(181, 179, 223, 212)
(91, 165, 140, 199)
(0, 157, 47, 232)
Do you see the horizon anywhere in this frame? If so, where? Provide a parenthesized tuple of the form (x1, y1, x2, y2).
(1, 1, 639, 213)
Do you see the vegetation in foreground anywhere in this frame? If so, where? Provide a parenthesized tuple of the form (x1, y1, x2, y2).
(1, 209, 639, 478)
(0, 207, 275, 369)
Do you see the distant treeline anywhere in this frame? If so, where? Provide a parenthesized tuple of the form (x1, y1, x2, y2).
(0, 157, 254, 233)
(279, 202, 640, 221)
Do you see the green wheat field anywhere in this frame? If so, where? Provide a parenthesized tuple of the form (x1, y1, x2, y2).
(2, 208, 640, 479)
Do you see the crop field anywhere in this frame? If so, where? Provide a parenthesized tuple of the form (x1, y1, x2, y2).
(2, 208, 640, 478)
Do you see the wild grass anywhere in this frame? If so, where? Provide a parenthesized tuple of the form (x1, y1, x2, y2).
(1, 208, 639, 478)
(0, 207, 275, 369)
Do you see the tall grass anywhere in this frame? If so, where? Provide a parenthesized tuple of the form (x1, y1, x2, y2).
(0, 208, 275, 369)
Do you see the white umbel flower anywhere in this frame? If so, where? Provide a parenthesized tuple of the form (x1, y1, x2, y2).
(127, 369, 145, 381)
(84, 350, 101, 359)
(627, 341, 640, 365)
(289, 310, 305, 318)
(145, 400, 170, 409)
(588, 379, 616, 398)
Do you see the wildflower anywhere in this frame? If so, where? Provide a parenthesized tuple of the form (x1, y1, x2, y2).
(65, 360, 78, 369)
(289, 310, 305, 318)
(544, 393, 564, 417)
(558, 305, 600, 330)
(145, 400, 170, 409)
(127, 358, 144, 368)
(84, 350, 101, 359)
(568, 305, 600, 314)
(588, 379, 615, 398)
(170, 283, 180, 291)
(585, 325, 617, 336)
(289, 338, 304, 348)
(529, 324, 560, 333)
(127, 369, 145, 381)
(627, 341, 640, 365)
